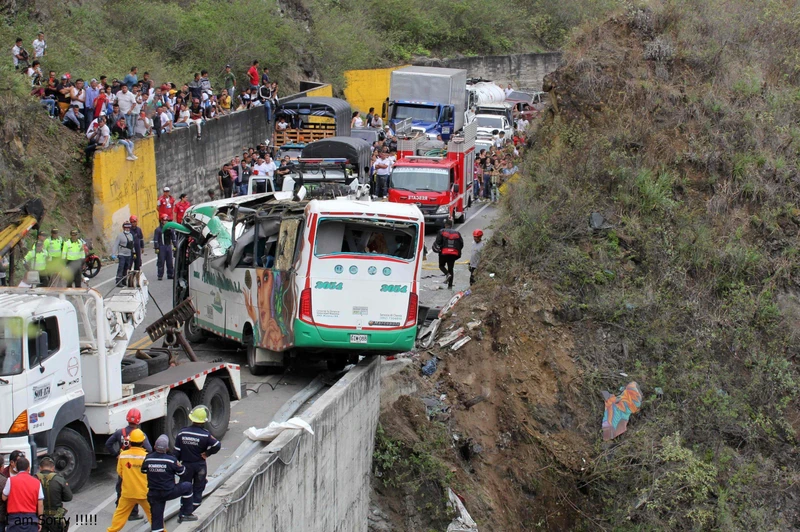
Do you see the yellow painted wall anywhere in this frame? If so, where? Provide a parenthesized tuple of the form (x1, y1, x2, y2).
(344, 66, 409, 117)
(92, 137, 159, 247)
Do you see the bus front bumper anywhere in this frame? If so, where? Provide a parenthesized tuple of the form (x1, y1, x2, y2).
(294, 320, 416, 352)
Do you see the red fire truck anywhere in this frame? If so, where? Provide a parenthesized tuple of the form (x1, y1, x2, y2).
(388, 121, 477, 228)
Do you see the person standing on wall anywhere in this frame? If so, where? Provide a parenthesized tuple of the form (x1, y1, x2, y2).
(105, 409, 152, 522)
(154, 215, 176, 281)
(142, 435, 193, 532)
(2, 457, 43, 532)
(106, 430, 152, 532)
(432, 219, 463, 289)
(173, 406, 220, 523)
(61, 230, 85, 288)
(36, 456, 72, 532)
(129, 216, 145, 271)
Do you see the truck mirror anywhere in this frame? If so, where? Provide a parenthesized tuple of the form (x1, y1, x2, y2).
(452, 183, 460, 194)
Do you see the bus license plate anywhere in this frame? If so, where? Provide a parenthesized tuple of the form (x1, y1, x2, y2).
(350, 334, 368, 344)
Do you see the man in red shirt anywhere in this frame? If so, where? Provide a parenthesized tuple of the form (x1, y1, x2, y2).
(2, 457, 43, 532)
(175, 194, 191, 224)
(247, 60, 260, 89)
(157, 187, 175, 220)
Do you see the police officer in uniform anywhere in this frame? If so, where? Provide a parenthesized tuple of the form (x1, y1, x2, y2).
(36, 456, 72, 532)
(142, 435, 193, 531)
(60, 230, 85, 288)
(173, 406, 220, 522)
(104, 409, 152, 521)
(43, 228, 63, 284)
(23, 240, 49, 286)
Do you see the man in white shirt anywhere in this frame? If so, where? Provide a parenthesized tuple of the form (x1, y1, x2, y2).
(115, 84, 137, 137)
(516, 117, 529, 132)
(32, 32, 46, 58)
(262, 154, 277, 177)
(11, 38, 26, 69)
(134, 111, 153, 137)
(374, 151, 391, 198)
(85, 116, 110, 163)
(504, 83, 513, 97)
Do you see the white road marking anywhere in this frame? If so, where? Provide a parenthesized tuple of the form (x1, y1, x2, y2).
(70, 493, 117, 532)
(91, 257, 158, 289)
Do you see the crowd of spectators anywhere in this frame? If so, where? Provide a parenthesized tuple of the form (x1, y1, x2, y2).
(11, 33, 279, 163)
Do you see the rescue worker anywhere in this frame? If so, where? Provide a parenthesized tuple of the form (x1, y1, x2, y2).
(36, 456, 72, 532)
(43, 228, 63, 282)
(173, 406, 220, 522)
(107, 429, 152, 532)
(142, 435, 193, 530)
(105, 409, 152, 522)
(111, 222, 135, 286)
(23, 240, 49, 286)
(129, 216, 145, 271)
(432, 219, 464, 289)
(156, 187, 174, 220)
(154, 215, 176, 281)
(469, 229, 484, 286)
(60, 230, 85, 288)
(2, 457, 43, 532)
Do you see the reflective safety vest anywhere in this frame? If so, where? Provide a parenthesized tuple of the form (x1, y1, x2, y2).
(25, 249, 48, 271)
(43, 237, 63, 258)
(62, 239, 85, 261)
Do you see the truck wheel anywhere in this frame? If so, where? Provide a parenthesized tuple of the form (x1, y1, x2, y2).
(184, 318, 208, 344)
(121, 357, 148, 383)
(190, 378, 231, 440)
(144, 350, 170, 375)
(53, 428, 92, 492)
(153, 390, 192, 449)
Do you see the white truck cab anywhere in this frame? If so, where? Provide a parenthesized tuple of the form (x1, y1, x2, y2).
(0, 278, 241, 491)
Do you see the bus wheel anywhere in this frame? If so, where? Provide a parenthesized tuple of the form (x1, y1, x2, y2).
(184, 318, 208, 344)
(246, 335, 268, 376)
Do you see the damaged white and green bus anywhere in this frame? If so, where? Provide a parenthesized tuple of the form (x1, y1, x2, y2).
(170, 192, 424, 374)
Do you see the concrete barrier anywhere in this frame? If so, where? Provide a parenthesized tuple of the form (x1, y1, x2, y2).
(182, 356, 381, 532)
(92, 138, 159, 245)
(415, 52, 563, 90)
(153, 106, 271, 202)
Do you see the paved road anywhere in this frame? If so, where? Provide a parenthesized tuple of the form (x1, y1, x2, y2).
(69, 200, 497, 529)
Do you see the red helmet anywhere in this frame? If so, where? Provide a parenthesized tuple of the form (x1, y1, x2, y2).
(129, 215, 138, 223)
(473, 229, 484, 238)
(126, 408, 142, 425)
(160, 214, 171, 221)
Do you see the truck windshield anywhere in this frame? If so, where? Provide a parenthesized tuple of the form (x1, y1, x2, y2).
(393, 105, 438, 123)
(315, 218, 418, 261)
(475, 115, 504, 129)
(391, 168, 450, 192)
(0, 317, 24, 376)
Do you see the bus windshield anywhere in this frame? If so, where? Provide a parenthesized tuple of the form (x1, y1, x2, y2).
(391, 168, 450, 192)
(0, 317, 23, 376)
(393, 104, 438, 123)
(314, 218, 418, 261)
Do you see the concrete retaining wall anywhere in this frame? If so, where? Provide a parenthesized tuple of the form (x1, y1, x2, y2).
(414, 52, 562, 90)
(154, 106, 270, 202)
(183, 356, 381, 532)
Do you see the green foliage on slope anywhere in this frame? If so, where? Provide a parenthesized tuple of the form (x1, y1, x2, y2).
(491, 0, 800, 528)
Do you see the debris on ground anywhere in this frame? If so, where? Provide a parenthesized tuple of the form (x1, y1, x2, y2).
(451, 336, 471, 351)
(446, 488, 478, 532)
(602, 381, 643, 440)
(418, 318, 442, 348)
(421, 357, 439, 377)
(439, 290, 470, 318)
(438, 327, 465, 348)
(466, 320, 481, 330)
(244, 417, 314, 442)
(589, 212, 613, 231)
(463, 394, 487, 409)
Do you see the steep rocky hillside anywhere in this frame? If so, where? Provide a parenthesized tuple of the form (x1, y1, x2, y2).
(373, 1, 800, 530)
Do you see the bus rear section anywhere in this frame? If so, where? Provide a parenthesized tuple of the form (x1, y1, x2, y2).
(294, 206, 423, 352)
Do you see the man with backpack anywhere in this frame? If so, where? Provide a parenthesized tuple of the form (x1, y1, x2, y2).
(432, 219, 464, 289)
(36, 457, 72, 532)
(104, 409, 152, 522)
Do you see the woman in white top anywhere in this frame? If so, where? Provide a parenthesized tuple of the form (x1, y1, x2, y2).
(351, 111, 363, 128)
(174, 104, 191, 128)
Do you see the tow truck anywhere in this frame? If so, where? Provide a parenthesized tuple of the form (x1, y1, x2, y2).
(0, 203, 242, 491)
(388, 122, 477, 227)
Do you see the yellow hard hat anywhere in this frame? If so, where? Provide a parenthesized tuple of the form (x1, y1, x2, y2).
(128, 429, 146, 443)
(188, 406, 208, 424)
